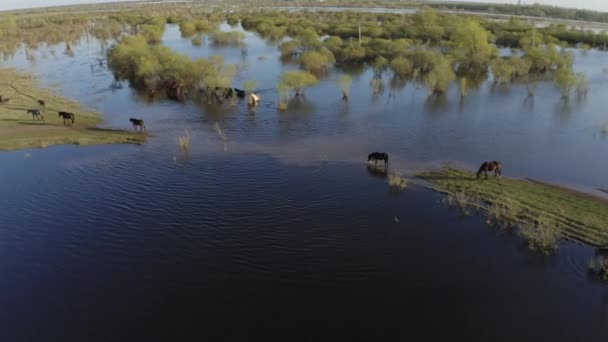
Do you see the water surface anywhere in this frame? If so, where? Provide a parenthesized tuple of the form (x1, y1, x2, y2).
(1, 21, 608, 341)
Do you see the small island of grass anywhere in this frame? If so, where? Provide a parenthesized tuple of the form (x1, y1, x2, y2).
(418, 168, 608, 250)
(0, 69, 146, 151)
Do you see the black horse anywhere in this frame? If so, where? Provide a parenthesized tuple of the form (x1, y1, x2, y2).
(27, 109, 44, 121)
(129, 118, 145, 132)
(58, 111, 75, 125)
(368, 152, 389, 166)
(37, 99, 46, 107)
(477, 161, 503, 179)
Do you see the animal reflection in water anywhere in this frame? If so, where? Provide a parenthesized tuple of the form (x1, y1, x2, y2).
(366, 163, 389, 179)
(368, 152, 389, 168)
(477, 161, 502, 179)
(589, 247, 608, 279)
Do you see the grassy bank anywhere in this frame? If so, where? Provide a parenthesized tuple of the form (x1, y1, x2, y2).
(418, 168, 608, 249)
(0, 69, 145, 151)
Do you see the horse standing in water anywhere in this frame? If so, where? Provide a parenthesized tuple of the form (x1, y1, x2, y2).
(368, 152, 389, 167)
(129, 118, 146, 132)
(58, 111, 75, 126)
(476, 161, 503, 179)
(27, 109, 44, 121)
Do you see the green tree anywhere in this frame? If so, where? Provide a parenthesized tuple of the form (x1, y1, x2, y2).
(453, 19, 497, 72)
(413, 9, 445, 42)
(490, 58, 514, 84)
(372, 56, 388, 78)
(390, 57, 414, 79)
(555, 67, 575, 98)
(180, 21, 196, 38)
(425, 56, 455, 95)
(279, 70, 318, 96)
(300, 48, 335, 72)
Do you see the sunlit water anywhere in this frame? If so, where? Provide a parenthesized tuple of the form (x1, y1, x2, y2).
(1, 23, 608, 341)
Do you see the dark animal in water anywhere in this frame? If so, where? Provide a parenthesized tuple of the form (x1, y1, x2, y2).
(27, 109, 44, 121)
(58, 111, 75, 125)
(476, 161, 503, 179)
(38, 99, 46, 107)
(368, 152, 389, 166)
(129, 118, 145, 132)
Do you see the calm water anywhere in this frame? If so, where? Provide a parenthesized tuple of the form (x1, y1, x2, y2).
(1, 23, 608, 341)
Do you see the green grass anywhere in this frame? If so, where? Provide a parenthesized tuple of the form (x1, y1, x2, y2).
(418, 168, 608, 248)
(0, 69, 146, 151)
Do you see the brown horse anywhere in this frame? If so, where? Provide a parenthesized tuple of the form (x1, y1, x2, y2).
(476, 161, 502, 179)
(38, 99, 46, 107)
(58, 111, 75, 125)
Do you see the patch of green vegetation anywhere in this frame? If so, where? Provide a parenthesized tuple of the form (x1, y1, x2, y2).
(108, 35, 236, 101)
(0, 69, 145, 151)
(418, 168, 608, 249)
(388, 173, 408, 191)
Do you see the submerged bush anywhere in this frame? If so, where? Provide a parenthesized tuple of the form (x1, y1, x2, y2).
(210, 31, 245, 46)
(300, 48, 335, 72)
(279, 70, 318, 96)
(191, 35, 203, 46)
(390, 56, 414, 79)
(425, 55, 455, 95)
(108, 35, 236, 100)
(337, 75, 352, 99)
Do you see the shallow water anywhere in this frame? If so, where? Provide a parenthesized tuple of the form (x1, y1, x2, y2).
(1, 22, 608, 341)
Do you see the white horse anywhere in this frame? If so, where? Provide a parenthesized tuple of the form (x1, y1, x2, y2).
(248, 92, 260, 106)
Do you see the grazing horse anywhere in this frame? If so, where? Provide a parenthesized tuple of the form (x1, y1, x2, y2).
(476, 161, 503, 179)
(129, 118, 145, 132)
(38, 99, 46, 107)
(58, 111, 75, 125)
(27, 109, 44, 121)
(368, 152, 389, 166)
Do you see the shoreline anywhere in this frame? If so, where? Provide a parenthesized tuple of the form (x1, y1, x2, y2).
(0, 69, 146, 151)
(417, 168, 608, 249)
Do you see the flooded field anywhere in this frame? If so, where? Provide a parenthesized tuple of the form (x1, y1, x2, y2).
(1, 20, 608, 341)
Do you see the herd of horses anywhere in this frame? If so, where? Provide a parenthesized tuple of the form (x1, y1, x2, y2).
(368, 152, 502, 181)
(1, 95, 147, 132)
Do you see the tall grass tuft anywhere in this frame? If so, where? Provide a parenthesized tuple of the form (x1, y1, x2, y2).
(388, 173, 408, 191)
(459, 77, 468, 98)
(444, 192, 474, 216)
(337, 75, 352, 100)
(178, 129, 190, 150)
(518, 215, 561, 254)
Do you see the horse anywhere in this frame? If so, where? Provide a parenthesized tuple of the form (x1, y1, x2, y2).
(27, 109, 44, 121)
(368, 152, 389, 167)
(248, 92, 260, 106)
(129, 118, 145, 132)
(38, 99, 46, 107)
(234, 88, 246, 99)
(476, 161, 502, 179)
(58, 111, 75, 125)
(0, 96, 9, 104)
